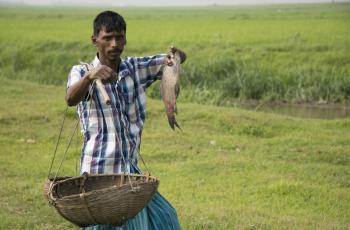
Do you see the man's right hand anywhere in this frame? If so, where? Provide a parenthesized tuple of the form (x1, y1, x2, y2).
(66, 65, 117, 106)
(86, 65, 118, 83)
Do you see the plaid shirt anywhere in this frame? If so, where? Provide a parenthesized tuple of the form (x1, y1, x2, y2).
(67, 54, 165, 174)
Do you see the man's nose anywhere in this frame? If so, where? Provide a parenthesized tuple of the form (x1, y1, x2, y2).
(111, 38, 117, 48)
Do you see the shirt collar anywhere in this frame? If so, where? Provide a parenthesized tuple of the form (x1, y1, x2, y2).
(91, 55, 101, 68)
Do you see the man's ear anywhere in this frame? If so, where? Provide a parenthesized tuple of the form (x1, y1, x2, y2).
(91, 34, 97, 47)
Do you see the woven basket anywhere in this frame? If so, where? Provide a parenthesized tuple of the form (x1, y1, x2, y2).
(45, 173, 159, 227)
(44, 176, 71, 200)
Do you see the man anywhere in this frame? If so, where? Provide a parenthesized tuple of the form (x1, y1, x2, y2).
(66, 10, 186, 230)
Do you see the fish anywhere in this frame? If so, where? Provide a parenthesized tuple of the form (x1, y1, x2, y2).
(160, 50, 183, 130)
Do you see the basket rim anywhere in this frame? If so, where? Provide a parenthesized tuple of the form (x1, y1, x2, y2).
(48, 173, 159, 203)
(48, 173, 158, 182)
(52, 180, 159, 203)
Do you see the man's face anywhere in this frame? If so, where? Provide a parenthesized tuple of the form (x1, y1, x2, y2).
(92, 28, 126, 61)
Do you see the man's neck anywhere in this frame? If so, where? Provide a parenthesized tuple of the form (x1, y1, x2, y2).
(98, 54, 120, 72)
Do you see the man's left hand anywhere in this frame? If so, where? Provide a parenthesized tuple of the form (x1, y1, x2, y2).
(165, 46, 187, 66)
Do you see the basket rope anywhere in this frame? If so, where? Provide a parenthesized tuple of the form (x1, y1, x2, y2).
(81, 63, 137, 191)
(47, 62, 152, 192)
(47, 106, 68, 178)
(93, 77, 136, 191)
(51, 120, 79, 183)
(82, 62, 151, 178)
(47, 75, 95, 183)
(45, 64, 160, 227)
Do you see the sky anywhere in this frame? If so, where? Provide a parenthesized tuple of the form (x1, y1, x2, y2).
(1, 0, 349, 6)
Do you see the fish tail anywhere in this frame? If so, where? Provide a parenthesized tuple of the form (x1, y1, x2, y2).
(168, 119, 175, 130)
(174, 120, 182, 131)
(165, 100, 181, 130)
(167, 117, 181, 131)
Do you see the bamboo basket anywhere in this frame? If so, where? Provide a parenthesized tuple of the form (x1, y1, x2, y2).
(45, 173, 159, 227)
(44, 176, 70, 200)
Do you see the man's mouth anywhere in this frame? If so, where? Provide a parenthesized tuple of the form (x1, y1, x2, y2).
(109, 49, 123, 55)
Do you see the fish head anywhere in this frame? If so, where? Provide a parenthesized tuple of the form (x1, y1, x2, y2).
(173, 51, 182, 66)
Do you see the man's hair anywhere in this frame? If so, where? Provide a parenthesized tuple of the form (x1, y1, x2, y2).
(93, 11, 126, 35)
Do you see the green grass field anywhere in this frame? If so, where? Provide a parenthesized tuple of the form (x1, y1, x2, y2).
(0, 78, 349, 229)
(0, 3, 349, 104)
(0, 3, 349, 229)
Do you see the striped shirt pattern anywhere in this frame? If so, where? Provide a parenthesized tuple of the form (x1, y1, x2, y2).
(67, 54, 165, 174)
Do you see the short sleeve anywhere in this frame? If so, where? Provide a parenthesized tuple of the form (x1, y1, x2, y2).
(67, 65, 85, 88)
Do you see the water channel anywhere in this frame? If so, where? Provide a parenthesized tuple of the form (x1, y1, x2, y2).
(236, 103, 350, 120)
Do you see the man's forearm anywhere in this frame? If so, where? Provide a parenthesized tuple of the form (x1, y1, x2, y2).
(65, 74, 92, 106)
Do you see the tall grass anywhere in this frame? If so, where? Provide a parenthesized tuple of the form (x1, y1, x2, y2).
(0, 3, 349, 104)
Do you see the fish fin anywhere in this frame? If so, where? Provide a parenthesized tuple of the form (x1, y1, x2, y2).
(175, 84, 180, 99)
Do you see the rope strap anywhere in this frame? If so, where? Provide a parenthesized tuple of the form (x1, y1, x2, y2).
(48, 62, 153, 189)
